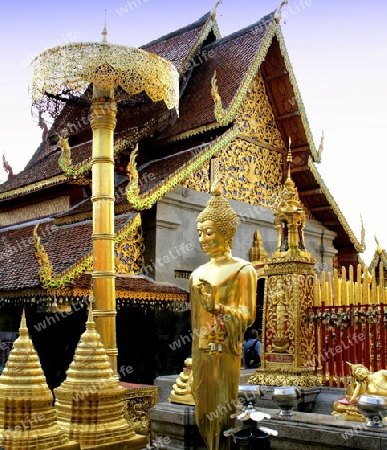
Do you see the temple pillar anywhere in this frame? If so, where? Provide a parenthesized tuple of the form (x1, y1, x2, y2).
(89, 86, 118, 373)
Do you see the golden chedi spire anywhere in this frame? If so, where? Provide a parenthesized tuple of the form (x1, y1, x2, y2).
(272, 140, 310, 258)
(249, 229, 268, 264)
(0, 310, 75, 450)
(54, 307, 146, 449)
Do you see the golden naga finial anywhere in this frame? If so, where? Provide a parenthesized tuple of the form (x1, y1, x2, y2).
(317, 129, 324, 161)
(375, 235, 382, 255)
(126, 144, 140, 203)
(274, 0, 289, 23)
(211, 71, 226, 123)
(2, 153, 14, 180)
(58, 130, 93, 178)
(360, 214, 366, 251)
(210, 0, 222, 20)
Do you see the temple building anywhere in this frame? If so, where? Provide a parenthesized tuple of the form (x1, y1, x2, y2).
(0, 6, 364, 387)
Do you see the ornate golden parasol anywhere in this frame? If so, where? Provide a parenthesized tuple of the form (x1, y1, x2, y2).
(30, 30, 179, 372)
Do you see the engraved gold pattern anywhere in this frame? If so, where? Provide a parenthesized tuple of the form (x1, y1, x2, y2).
(31, 43, 179, 111)
(185, 71, 284, 208)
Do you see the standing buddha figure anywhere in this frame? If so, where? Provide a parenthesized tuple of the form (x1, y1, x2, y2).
(190, 183, 257, 450)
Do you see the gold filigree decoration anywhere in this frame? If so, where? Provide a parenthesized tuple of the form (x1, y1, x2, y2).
(54, 212, 93, 226)
(184, 71, 284, 207)
(122, 386, 158, 436)
(116, 292, 187, 302)
(299, 273, 315, 365)
(115, 218, 145, 274)
(223, 140, 283, 207)
(237, 72, 284, 147)
(34, 214, 143, 290)
(0, 287, 187, 305)
(261, 268, 316, 378)
(265, 275, 295, 355)
(31, 42, 179, 111)
(248, 370, 322, 387)
(126, 125, 239, 210)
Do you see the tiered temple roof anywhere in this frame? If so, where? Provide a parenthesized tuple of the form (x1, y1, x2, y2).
(0, 6, 363, 305)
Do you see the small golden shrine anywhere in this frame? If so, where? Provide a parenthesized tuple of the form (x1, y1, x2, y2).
(249, 148, 319, 387)
(54, 307, 146, 449)
(0, 311, 79, 450)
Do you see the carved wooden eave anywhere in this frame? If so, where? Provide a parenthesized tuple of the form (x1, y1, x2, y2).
(0, 174, 69, 202)
(0, 278, 187, 307)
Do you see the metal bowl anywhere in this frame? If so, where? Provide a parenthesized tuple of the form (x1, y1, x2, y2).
(357, 394, 387, 428)
(272, 386, 300, 417)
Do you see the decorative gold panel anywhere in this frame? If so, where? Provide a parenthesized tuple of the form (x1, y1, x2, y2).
(184, 71, 284, 208)
(121, 384, 158, 438)
(264, 272, 315, 369)
(115, 223, 145, 274)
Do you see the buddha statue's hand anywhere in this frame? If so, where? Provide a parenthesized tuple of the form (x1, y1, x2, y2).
(197, 278, 215, 311)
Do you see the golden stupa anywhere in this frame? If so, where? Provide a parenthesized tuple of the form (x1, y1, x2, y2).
(54, 307, 146, 449)
(0, 311, 79, 449)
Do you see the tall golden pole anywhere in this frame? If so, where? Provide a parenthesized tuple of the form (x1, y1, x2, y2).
(89, 86, 118, 372)
(31, 35, 179, 376)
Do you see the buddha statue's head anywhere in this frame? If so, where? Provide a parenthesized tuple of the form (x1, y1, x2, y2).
(196, 183, 239, 255)
(347, 362, 369, 381)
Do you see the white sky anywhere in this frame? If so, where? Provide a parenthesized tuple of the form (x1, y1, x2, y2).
(0, 0, 386, 265)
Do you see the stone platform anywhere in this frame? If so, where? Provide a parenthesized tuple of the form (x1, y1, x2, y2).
(154, 370, 346, 415)
(151, 370, 385, 449)
(149, 402, 387, 450)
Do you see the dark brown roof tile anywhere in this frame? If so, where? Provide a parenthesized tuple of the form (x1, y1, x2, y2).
(141, 12, 213, 71)
(160, 13, 274, 139)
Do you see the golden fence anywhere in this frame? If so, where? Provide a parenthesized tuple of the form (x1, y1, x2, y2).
(311, 263, 387, 387)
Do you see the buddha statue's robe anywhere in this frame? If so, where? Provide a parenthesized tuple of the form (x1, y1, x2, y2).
(190, 257, 256, 450)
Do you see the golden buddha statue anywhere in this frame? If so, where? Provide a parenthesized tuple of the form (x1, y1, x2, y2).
(333, 362, 387, 420)
(190, 183, 257, 450)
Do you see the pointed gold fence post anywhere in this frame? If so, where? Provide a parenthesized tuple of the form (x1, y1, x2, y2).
(349, 265, 354, 306)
